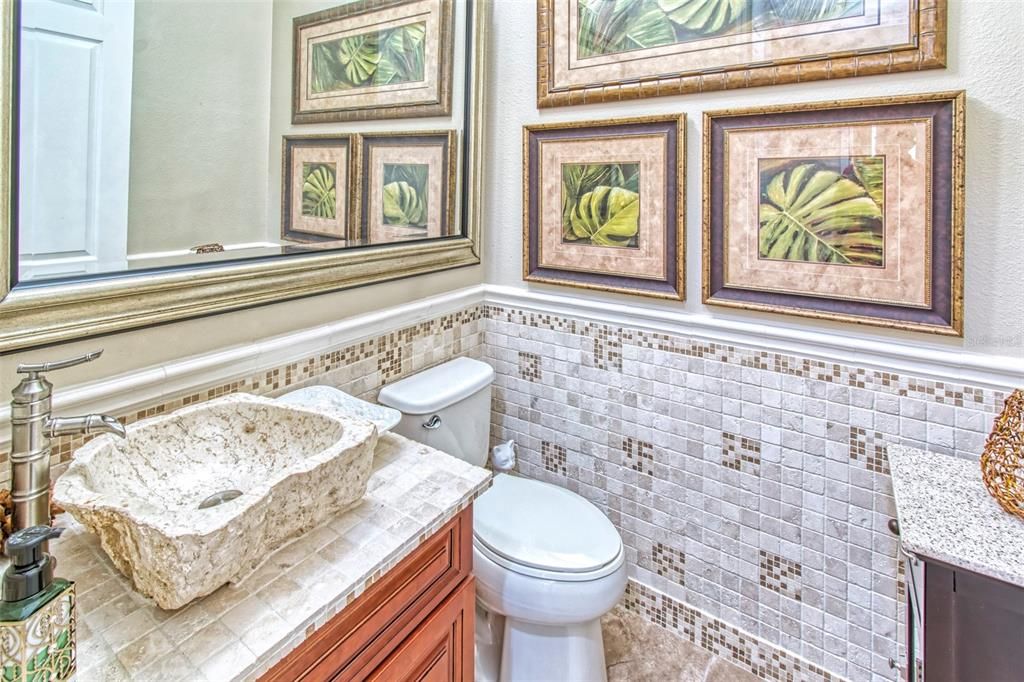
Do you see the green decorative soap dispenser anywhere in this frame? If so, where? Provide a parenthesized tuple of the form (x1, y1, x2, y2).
(0, 526, 76, 681)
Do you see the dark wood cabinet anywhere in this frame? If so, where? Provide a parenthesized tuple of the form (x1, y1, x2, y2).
(262, 506, 475, 682)
(908, 557, 1024, 682)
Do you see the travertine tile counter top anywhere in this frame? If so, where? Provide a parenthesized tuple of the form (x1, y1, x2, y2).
(48, 433, 491, 681)
(888, 444, 1024, 587)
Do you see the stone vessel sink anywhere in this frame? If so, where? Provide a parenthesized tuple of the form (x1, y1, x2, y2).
(53, 393, 378, 609)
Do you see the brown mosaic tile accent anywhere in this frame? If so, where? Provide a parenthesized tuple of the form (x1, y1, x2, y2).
(583, 323, 623, 372)
(541, 441, 567, 476)
(377, 337, 404, 381)
(652, 542, 686, 586)
(624, 580, 837, 682)
(0, 306, 485, 491)
(482, 306, 578, 334)
(623, 437, 654, 476)
(518, 351, 542, 382)
(850, 426, 891, 474)
(722, 432, 761, 474)
(759, 550, 802, 602)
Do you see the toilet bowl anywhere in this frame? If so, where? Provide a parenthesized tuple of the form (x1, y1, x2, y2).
(378, 358, 627, 682)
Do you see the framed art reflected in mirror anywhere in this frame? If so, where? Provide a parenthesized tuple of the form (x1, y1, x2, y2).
(0, 0, 488, 353)
(293, 0, 454, 123)
(357, 131, 458, 244)
(702, 91, 965, 336)
(282, 135, 354, 243)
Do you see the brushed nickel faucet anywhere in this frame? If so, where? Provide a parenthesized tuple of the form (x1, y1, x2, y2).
(9, 350, 126, 531)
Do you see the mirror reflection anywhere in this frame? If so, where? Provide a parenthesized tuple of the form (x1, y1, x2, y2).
(15, 0, 470, 283)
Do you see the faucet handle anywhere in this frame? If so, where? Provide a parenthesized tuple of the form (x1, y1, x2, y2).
(16, 350, 104, 377)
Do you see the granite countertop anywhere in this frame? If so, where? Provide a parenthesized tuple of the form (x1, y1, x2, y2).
(887, 445, 1024, 587)
(51, 433, 491, 681)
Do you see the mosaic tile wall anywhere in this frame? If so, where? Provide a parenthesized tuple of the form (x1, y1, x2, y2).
(0, 307, 485, 491)
(483, 304, 1010, 682)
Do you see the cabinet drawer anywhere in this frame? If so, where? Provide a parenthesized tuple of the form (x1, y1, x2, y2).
(261, 507, 473, 682)
(366, 578, 475, 682)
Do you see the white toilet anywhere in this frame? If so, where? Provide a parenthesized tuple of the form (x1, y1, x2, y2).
(379, 357, 627, 682)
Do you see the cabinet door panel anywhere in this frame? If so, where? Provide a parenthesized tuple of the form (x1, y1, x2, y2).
(261, 507, 472, 682)
(366, 577, 475, 682)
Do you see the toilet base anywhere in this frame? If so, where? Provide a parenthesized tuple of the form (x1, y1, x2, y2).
(498, 617, 607, 682)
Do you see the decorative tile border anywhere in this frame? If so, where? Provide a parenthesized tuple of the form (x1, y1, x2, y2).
(0, 307, 484, 490)
(624, 580, 840, 682)
(483, 305, 1010, 416)
(484, 302, 1010, 681)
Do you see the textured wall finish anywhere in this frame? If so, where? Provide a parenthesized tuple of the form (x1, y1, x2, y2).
(483, 304, 1011, 682)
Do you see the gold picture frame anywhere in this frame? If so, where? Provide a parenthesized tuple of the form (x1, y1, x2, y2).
(702, 91, 965, 336)
(355, 130, 459, 245)
(281, 135, 356, 243)
(293, 0, 454, 123)
(523, 115, 685, 300)
(537, 0, 947, 108)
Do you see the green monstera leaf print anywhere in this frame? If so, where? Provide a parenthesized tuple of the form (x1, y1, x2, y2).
(758, 162, 884, 267)
(577, 0, 677, 57)
(852, 155, 884, 207)
(657, 0, 751, 35)
(383, 181, 428, 227)
(569, 186, 640, 247)
(337, 34, 382, 85)
(763, 0, 862, 24)
(377, 22, 426, 85)
(301, 164, 337, 219)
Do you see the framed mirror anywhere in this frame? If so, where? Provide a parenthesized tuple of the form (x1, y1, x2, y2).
(0, 0, 487, 353)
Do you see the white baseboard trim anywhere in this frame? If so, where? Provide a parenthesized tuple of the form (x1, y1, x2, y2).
(2, 282, 1019, 450)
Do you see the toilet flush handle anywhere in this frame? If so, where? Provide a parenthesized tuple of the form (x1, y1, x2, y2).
(422, 415, 442, 430)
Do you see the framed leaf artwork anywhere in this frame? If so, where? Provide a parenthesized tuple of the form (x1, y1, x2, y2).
(536, 0, 947, 108)
(293, 0, 453, 123)
(524, 115, 684, 300)
(703, 91, 965, 335)
(281, 135, 353, 243)
(356, 131, 458, 244)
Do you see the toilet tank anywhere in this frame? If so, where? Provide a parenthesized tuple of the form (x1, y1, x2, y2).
(378, 357, 494, 467)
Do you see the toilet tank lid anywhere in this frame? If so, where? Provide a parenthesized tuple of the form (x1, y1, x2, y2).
(378, 357, 494, 414)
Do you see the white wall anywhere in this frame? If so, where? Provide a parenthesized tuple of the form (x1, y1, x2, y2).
(127, 0, 274, 254)
(484, 0, 1024, 358)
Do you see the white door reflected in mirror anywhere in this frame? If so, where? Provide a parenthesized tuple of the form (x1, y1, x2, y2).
(14, 0, 471, 284)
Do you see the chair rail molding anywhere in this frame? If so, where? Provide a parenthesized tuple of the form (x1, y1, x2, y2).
(2, 283, 1020, 451)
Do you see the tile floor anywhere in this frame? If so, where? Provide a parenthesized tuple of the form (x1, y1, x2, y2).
(603, 607, 761, 682)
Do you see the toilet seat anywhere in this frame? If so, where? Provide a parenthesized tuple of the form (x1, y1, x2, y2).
(473, 474, 623, 582)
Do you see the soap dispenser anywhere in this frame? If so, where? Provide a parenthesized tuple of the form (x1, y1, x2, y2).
(0, 526, 75, 681)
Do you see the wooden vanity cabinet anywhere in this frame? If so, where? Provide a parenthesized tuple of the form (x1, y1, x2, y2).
(261, 507, 475, 682)
(907, 556, 1024, 681)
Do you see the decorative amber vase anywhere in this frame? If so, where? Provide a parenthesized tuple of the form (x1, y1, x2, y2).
(980, 389, 1024, 519)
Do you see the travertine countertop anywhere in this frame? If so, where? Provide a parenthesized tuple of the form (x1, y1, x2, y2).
(887, 444, 1024, 587)
(51, 433, 491, 681)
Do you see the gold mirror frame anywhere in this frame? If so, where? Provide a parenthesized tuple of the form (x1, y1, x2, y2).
(0, 1, 488, 354)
